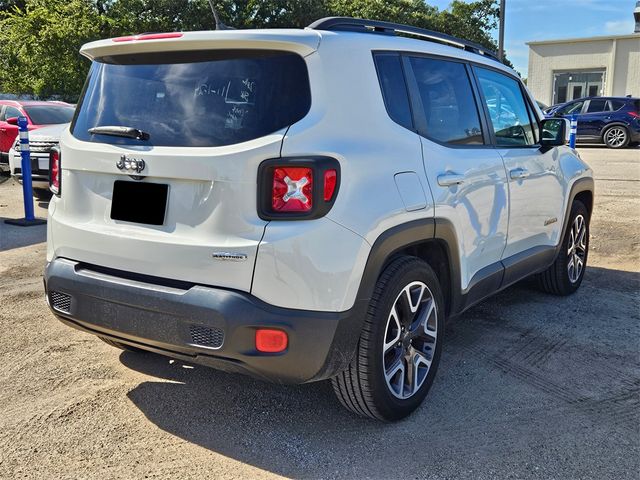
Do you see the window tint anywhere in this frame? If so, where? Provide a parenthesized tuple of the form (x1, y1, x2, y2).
(610, 99, 626, 111)
(72, 50, 311, 147)
(374, 54, 413, 130)
(475, 67, 535, 146)
(557, 101, 584, 115)
(1, 106, 21, 121)
(23, 106, 74, 124)
(586, 99, 609, 113)
(409, 57, 483, 145)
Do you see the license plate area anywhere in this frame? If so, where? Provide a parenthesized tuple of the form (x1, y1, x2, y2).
(111, 180, 168, 226)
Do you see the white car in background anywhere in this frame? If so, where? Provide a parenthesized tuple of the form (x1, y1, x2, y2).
(9, 123, 68, 199)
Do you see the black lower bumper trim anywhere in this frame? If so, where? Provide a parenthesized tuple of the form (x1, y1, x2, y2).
(45, 258, 365, 384)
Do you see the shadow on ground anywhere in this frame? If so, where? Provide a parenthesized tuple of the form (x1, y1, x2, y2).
(0, 216, 47, 251)
(121, 266, 640, 478)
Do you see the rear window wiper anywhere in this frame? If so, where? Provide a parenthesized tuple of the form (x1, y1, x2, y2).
(88, 126, 150, 141)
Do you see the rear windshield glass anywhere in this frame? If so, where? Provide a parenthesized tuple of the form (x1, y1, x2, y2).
(24, 106, 75, 125)
(71, 50, 311, 147)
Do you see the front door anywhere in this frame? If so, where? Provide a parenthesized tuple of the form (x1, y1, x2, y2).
(473, 66, 564, 259)
(0, 106, 22, 155)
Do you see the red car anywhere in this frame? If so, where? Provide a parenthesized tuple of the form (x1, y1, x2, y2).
(0, 100, 75, 163)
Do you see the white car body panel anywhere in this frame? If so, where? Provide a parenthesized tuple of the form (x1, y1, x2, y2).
(47, 26, 593, 314)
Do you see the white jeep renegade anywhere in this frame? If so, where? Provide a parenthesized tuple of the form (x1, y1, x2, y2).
(45, 18, 594, 421)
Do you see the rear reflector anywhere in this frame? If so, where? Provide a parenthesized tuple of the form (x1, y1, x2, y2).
(255, 329, 288, 353)
(113, 32, 183, 42)
(323, 169, 337, 201)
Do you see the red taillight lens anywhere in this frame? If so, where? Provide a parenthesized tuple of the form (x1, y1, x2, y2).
(628, 111, 640, 119)
(272, 167, 313, 212)
(323, 169, 337, 201)
(49, 148, 60, 196)
(255, 329, 288, 353)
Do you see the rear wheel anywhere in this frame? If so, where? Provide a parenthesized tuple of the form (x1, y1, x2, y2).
(537, 200, 589, 295)
(332, 256, 444, 421)
(99, 336, 144, 353)
(603, 125, 629, 148)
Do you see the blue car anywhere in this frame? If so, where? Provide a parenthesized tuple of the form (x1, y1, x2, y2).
(545, 96, 640, 148)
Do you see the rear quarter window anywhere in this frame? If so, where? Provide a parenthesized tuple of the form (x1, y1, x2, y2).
(71, 50, 311, 147)
(373, 53, 413, 130)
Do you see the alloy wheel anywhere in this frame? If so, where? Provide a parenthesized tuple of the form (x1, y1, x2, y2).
(605, 127, 627, 148)
(383, 281, 438, 399)
(567, 214, 587, 283)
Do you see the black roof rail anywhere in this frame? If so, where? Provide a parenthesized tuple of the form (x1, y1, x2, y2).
(308, 17, 501, 63)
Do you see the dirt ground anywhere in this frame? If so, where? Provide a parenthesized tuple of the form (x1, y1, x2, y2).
(0, 146, 638, 479)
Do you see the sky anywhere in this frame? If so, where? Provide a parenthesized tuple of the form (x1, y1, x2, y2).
(428, 0, 639, 77)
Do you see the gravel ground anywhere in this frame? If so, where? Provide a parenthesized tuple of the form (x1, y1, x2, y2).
(0, 146, 638, 480)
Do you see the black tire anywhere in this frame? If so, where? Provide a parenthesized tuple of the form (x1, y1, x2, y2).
(99, 336, 144, 353)
(537, 200, 589, 295)
(33, 187, 52, 201)
(603, 125, 629, 149)
(332, 256, 445, 421)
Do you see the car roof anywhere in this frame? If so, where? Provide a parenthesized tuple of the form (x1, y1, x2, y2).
(564, 96, 638, 103)
(80, 26, 517, 78)
(0, 100, 72, 107)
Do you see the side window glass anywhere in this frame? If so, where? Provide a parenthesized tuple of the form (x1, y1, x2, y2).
(558, 101, 583, 116)
(610, 100, 625, 111)
(586, 99, 608, 113)
(374, 54, 413, 130)
(3, 107, 21, 121)
(409, 56, 483, 145)
(475, 67, 535, 146)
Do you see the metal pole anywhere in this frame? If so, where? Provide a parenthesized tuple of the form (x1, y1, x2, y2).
(498, 0, 506, 62)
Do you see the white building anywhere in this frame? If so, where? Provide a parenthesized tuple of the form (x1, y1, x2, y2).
(526, 33, 640, 107)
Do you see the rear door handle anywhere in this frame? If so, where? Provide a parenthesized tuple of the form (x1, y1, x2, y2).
(510, 168, 530, 180)
(437, 173, 465, 187)
(0, 128, 6, 132)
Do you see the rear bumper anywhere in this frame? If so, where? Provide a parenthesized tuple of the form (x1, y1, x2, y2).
(44, 258, 364, 383)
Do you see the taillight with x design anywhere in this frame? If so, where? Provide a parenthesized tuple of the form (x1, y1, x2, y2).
(258, 157, 340, 220)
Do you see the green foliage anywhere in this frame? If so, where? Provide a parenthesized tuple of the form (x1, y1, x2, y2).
(0, 0, 506, 101)
(0, 0, 102, 100)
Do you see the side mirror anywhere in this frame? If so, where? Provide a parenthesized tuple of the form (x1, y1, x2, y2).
(6, 117, 19, 125)
(540, 118, 568, 152)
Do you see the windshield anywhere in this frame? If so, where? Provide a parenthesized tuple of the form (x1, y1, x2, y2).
(71, 50, 311, 147)
(24, 105, 75, 125)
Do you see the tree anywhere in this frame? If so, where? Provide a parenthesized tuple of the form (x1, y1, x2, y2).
(0, 0, 506, 100)
(0, 0, 102, 99)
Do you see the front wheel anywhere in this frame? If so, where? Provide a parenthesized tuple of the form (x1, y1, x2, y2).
(332, 256, 444, 421)
(537, 200, 589, 295)
(603, 125, 629, 149)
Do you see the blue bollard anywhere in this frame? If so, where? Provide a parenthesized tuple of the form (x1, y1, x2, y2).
(569, 114, 578, 149)
(4, 116, 46, 226)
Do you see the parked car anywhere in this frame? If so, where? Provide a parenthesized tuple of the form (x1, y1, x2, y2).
(9, 123, 67, 200)
(536, 100, 548, 111)
(44, 18, 593, 421)
(545, 96, 640, 148)
(0, 100, 75, 165)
